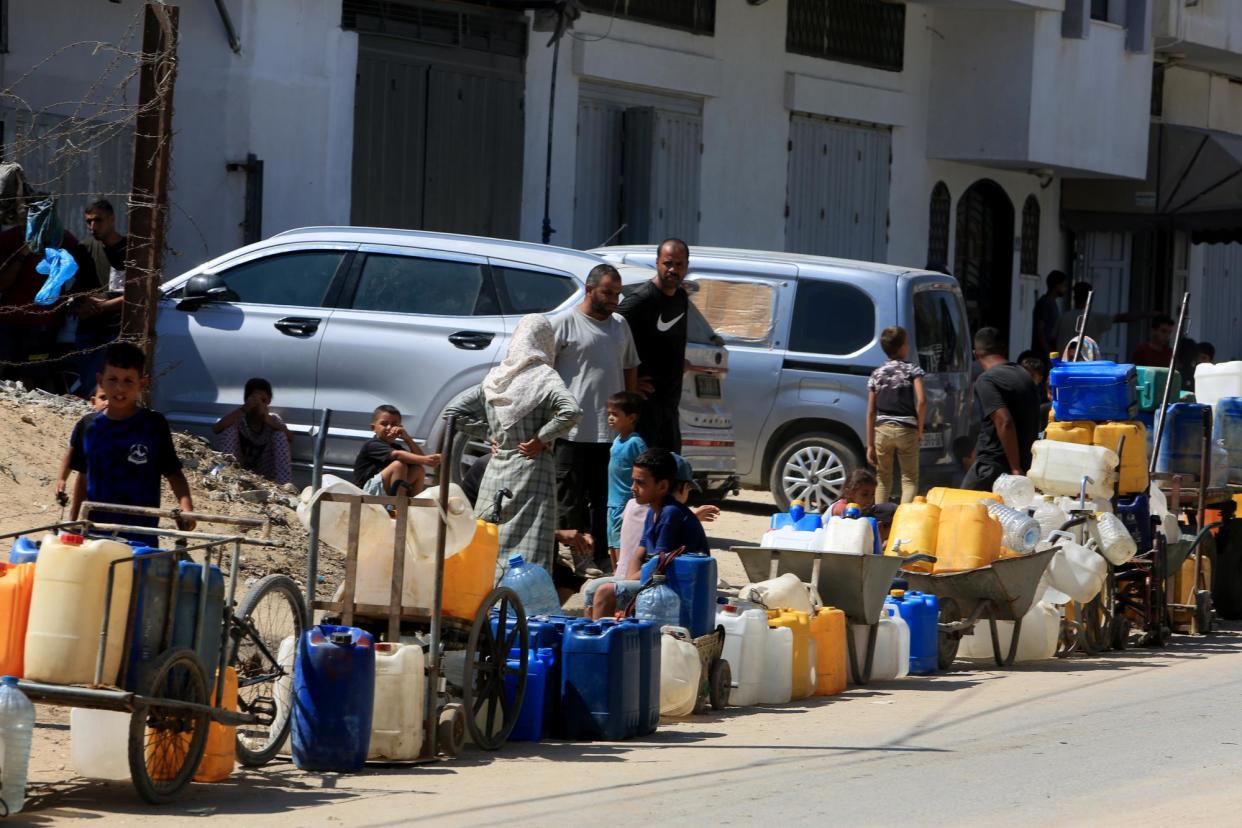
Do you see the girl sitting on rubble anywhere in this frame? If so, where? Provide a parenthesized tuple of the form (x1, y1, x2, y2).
(212, 377, 293, 486)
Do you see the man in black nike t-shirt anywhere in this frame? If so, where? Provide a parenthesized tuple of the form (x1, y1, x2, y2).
(616, 238, 689, 452)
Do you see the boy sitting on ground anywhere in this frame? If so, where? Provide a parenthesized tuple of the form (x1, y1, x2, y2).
(68, 342, 195, 536)
(354, 404, 442, 497)
(587, 449, 713, 620)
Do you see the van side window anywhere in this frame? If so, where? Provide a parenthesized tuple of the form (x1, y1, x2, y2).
(214, 250, 345, 307)
(689, 278, 776, 346)
(913, 290, 969, 373)
(351, 254, 498, 316)
(492, 266, 577, 314)
(789, 280, 874, 355)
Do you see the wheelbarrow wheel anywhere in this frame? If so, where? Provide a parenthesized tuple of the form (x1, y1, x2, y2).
(936, 598, 961, 671)
(128, 648, 210, 804)
(439, 702, 466, 757)
(462, 587, 528, 750)
(1109, 614, 1131, 650)
(708, 659, 731, 710)
(1193, 589, 1214, 635)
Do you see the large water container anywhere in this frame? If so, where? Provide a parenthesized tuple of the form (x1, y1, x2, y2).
(1115, 494, 1153, 551)
(769, 500, 823, 532)
(624, 617, 661, 735)
(368, 642, 425, 760)
(1136, 366, 1181, 412)
(194, 667, 238, 782)
(0, 676, 34, 814)
(1045, 420, 1096, 446)
(560, 621, 640, 740)
(760, 525, 827, 552)
(442, 519, 500, 622)
(172, 561, 225, 682)
(767, 610, 813, 700)
(639, 553, 717, 638)
(292, 625, 376, 772)
(958, 602, 1060, 662)
(985, 502, 1040, 553)
(298, 476, 477, 613)
(1195, 360, 1242, 407)
(1154, 403, 1210, 477)
(70, 708, 130, 780)
(1213, 398, 1242, 485)
(1049, 361, 1138, 421)
(884, 497, 939, 572)
(7, 537, 38, 565)
(123, 548, 173, 691)
(809, 607, 847, 695)
(499, 554, 562, 617)
(737, 573, 816, 615)
(934, 504, 1002, 573)
(493, 613, 570, 738)
(758, 626, 793, 704)
(926, 488, 1000, 509)
(716, 604, 767, 706)
(820, 508, 878, 555)
(1045, 531, 1107, 603)
(1094, 512, 1138, 566)
(659, 628, 700, 717)
(1028, 440, 1119, 500)
(1093, 421, 1150, 495)
(849, 606, 910, 682)
(24, 534, 133, 685)
(886, 590, 938, 675)
(0, 563, 34, 678)
(636, 575, 681, 629)
(504, 647, 553, 741)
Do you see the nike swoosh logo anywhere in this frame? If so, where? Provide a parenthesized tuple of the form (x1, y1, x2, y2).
(656, 313, 684, 332)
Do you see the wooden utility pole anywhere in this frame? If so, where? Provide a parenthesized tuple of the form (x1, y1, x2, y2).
(122, 2, 179, 369)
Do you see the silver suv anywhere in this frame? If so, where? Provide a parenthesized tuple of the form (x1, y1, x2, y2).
(152, 227, 736, 492)
(594, 246, 973, 511)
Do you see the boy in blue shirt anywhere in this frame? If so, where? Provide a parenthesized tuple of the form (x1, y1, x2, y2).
(606, 391, 647, 569)
(68, 342, 195, 535)
(587, 448, 708, 620)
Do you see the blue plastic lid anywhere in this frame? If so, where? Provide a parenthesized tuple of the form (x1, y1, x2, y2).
(1, 676, 17, 686)
(508, 553, 524, 567)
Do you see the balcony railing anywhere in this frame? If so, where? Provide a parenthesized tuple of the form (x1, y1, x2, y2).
(787, 0, 906, 72)
(579, 0, 716, 36)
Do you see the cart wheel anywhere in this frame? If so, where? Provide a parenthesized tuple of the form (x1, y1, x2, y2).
(708, 659, 731, 710)
(1109, 614, 1131, 650)
(229, 573, 306, 767)
(936, 598, 961, 671)
(439, 702, 466, 757)
(1193, 589, 1214, 635)
(1080, 596, 1108, 655)
(129, 648, 210, 804)
(462, 587, 528, 751)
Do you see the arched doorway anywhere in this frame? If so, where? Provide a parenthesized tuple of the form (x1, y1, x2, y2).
(954, 180, 1015, 344)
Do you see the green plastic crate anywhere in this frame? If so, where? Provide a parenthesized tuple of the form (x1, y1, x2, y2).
(1136, 366, 1182, 412)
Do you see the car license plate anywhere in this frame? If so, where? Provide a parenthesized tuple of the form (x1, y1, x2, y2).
(920, 430, 945, 449)
(695, 374, 721, 399)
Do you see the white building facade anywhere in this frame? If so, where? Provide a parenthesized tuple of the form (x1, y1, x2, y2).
(4, 0, 1240, 359)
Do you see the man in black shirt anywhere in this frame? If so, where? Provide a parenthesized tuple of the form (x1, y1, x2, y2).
(962, 327, 1042, 492)
(75, 199, 127, 397)
(1030, 269, 1067, 355)
(616, 238, 689, 452)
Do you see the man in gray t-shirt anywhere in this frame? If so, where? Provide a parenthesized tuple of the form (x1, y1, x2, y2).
(552, 263, 639, 574)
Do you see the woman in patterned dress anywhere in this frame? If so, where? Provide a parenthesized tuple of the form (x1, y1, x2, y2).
(444, 314, 581, 575)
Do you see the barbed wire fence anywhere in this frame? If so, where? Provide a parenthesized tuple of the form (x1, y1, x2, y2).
(0, 2, 181, 392)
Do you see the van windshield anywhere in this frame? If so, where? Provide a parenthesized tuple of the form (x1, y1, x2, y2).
(913, 289, 969, 374)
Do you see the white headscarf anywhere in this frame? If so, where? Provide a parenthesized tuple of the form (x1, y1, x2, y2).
(482, 314, 568, 430)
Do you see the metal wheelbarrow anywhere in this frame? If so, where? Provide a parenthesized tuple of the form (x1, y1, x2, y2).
(732, 546, 902, 685)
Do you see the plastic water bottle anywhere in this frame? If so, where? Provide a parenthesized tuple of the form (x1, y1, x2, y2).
(985, 501, 1040, 553)
(1094, 512, 1138, 566)
(992, 474, 1036, 510)
(636, 575, 682, 630)
(498, 554, 561, 616)
(1032, 496, 1069, 541)
(0, 676, 35, 815)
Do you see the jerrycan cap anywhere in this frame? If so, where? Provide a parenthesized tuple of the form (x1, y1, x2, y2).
(1, 676, 16, 686)
(913, 496, 927, 504)
(889, 589, 906, 599)
(581, 623, 603, 636)
(507, 554, 524, 567)
(59, 532, 85, 545)
(844, 503, 861, 518)
(650, 574, 667, 585)
(722, 603, 737, 613)
(329, 630, 354, 646)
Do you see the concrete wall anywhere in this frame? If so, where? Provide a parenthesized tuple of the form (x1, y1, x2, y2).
(1, 0, 356, 274)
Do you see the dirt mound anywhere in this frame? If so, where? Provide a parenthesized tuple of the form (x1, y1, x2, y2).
(0, 382, 342, 596)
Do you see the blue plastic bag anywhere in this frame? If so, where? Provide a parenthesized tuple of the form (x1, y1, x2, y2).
(34, 247, 78, 305)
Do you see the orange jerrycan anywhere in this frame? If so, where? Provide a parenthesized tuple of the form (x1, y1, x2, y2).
(442, 519, 500, 621)
(809, 607, 847, 696)
(194, 667, 239, 782)
(934, 504, 1002, 573)
(0, 561, 35, 677)
(926, 487, 999, 509)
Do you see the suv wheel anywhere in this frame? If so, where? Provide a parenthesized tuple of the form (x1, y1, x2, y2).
(447, 431, 492, 486)
(768, 432, 861, 512)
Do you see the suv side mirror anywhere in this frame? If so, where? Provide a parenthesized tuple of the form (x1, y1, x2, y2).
(176, 273, 237, 311)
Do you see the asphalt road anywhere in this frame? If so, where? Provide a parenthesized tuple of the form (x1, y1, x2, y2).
(16, 492, 1242, 826)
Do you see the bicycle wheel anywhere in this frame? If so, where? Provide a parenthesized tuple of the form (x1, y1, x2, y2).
(129, 647, 210, 804)
(229, 573, 306, 767)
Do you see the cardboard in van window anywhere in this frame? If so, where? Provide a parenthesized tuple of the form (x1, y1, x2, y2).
(691, 279, 774, 343)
